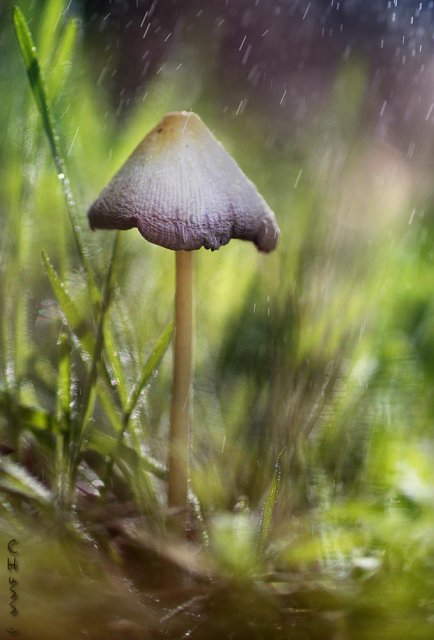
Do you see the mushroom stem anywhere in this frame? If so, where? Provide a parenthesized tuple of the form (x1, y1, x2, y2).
(168, 249, 194, 532)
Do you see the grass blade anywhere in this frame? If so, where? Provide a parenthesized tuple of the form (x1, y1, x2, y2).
(96, 381, 169, 482)
(257, 449, 285, 554)
(53, 233, 120, 503)
(13, 6, 58, 160)
(103, 321, 173, 486)
(75, 233, 121, 453)
(49, 18, 79, 97)
(14, 6, 132, 428)
(54, 331, 73, 507)
(56, 331, 71, 426)
(0, 390, 57, 432)
(89, 431, 166, 480)
(103, 322, 128, 410)
(42, 250, 128, 415)
(13, 5, 99, 302)
(125, 321, 174, 422)
(41, 250, 92, 355)
(0, 459, 52, 505)
(37, 0, 65, 66)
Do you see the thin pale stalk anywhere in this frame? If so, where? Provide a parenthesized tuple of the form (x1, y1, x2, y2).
(168, 250, 194, 532)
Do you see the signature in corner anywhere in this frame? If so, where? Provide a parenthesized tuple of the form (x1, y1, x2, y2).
(6, 538, 20, 636)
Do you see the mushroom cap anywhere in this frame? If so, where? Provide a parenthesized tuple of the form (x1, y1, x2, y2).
(88, 111, 280, 252)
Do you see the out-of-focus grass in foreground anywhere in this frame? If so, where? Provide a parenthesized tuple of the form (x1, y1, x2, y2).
(0, 1, 433, 638)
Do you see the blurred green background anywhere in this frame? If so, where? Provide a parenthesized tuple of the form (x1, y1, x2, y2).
(0, 1, 433, 638)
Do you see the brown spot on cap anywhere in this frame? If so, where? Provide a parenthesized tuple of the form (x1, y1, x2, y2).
(88, 111, 280, 252)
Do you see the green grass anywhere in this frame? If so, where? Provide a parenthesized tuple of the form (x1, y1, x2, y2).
(0, 1, 433, 638)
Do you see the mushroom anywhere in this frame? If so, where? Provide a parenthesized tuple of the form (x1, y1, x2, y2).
(88, 111, 280, 532)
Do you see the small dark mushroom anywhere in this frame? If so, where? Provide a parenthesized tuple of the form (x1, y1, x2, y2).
(88, 111, 280, 533)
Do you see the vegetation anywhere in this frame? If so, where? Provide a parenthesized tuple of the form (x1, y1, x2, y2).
(0, 1, 433, 638)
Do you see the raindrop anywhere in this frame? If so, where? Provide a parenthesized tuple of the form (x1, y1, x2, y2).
(294, 169, 303, 189)
(235, 98, 248, 116)
(302, 2, 311, 21)
(97, 66, 108, 86)
(67, 127, 80, 158)
(407, 141, 416, 158)
(242, 44, 252, 65)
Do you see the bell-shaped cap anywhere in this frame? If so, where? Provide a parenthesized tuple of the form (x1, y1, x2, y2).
(88, 112, 280, 252)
